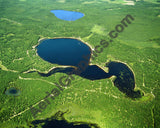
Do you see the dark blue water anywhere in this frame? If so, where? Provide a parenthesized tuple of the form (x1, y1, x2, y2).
(5, 87, 20, 96)
(29, 111, 99, 128)
(36, 38, 91, 67)
(29, 63, 143, 98)
(50, 10, 84, 21)
(36, 38, 143, 98)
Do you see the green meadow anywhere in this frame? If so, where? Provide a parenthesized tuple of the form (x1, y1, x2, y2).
(0, 0, 160, 127)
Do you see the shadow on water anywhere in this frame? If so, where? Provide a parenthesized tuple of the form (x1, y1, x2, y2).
(105, 61, 143, 98)
(28, 111, 100, 128)
(29, 61, 143, 98)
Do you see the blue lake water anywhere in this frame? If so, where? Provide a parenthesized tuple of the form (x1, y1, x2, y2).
(50, 10, 84, 21)
(36, 38, 91, 67)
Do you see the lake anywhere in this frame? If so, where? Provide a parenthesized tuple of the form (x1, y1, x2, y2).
(36, 38, 91, 67)
(36, 38, 143, 98)
(29, 110, 99, 128)
(50, 10, 84, 21)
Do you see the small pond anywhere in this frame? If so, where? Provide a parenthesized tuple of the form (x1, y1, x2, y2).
(5, 87, 21, 96)
(50, 10, 84, 21)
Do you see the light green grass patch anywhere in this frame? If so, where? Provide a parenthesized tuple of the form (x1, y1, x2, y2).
(82, 1, 101, 4)
(119, 40, 160, 49)
(57, 0, 66, 3)
(91, 24, 107, 36)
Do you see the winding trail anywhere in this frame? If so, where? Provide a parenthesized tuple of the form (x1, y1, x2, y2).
(19, 76, 57, 86)
(13, 58, 24, 62)
(0, 18, 22, 26)
(8, 76, 58, 121)
(9, 97, 48, 120)
(0, 61, 18, 73)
